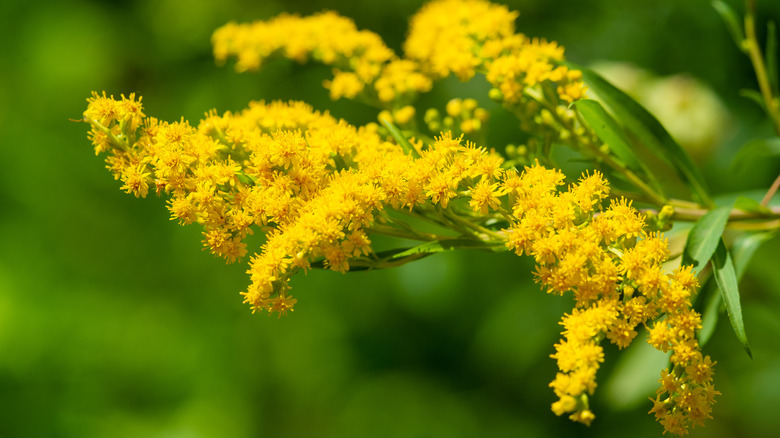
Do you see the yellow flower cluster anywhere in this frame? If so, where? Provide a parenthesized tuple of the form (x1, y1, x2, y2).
(648, 268, 720, 435)
(502, 165, 717, 433)
(83, 1, 718, 435)
(85, 92, 716, 434)
(212, 0, 585, 123)
(84, 92, 388, 268)
(485, 39, 586, 105)
(246, 129, 512, 311)
(213, 11, 392, 71)
(404, 0, 517, 81)
(404, 0, 586, 104)
(212, 12, 431, 106)
(84, 93, 509, 314)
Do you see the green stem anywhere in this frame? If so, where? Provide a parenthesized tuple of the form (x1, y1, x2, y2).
(366, 223, 449, 241)
(728, 218, 780, 230)
(574, 134, 669, 207)
(86, 118, 130, 152)
(745, 0, 780, 136)
(428, 205, 468, 236)
(668, 198, 704, 210)
(609, 188, 658, 206)
(761, 173, 780, 206)
(669, 205, 780, 222)
(379, 211, 423, 236)
(348, 252, 431, 270)
(400, 207, 452, 230)
(440, 207, 504, 241)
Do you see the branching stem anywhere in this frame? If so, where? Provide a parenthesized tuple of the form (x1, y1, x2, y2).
(761, 173, 780, 206)
(745, 0, 780, 136)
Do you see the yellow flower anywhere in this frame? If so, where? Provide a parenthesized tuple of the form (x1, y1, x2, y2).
(119, 165, 151, 198)
(326, 70, 365, 100)
(270, 293, 297, 318)
(84, 3, 718, 434)
(393, 105, 416, 125)
(405, 0, 518, 80)
(468, 179, 501, 215)
(374, 60, 433, 102)
(213, 11, 397, 107)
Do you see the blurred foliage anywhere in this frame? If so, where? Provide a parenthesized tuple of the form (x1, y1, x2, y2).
(1, 0, 779, 436)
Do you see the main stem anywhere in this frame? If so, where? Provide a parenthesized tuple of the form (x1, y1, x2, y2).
(745, 0, 780, 136)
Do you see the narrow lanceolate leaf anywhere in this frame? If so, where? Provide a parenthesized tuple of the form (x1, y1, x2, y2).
(730, 137, 780, 173)
(739, 89, 767, 110)
(572, 99, 662, 193)
(380, 118, 418, 157)
(712, 1, 747, 52)
(699, 231, 775, 347)
(310, 247, 431, 271)
(711, 239, 752, 359)
(731, 231, 778, 278)
(571, 64, 713, 206)
(734, 196, 772, 214)
(327, 239, 506, 271)
(682, 204, 733, 269)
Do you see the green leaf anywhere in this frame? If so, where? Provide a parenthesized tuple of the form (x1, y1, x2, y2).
(734, 195, 772, 214)
(711, 239, 752, 359)
(730, 137, 780, 173)
(712, 0, 747, 52)
(319, 239, 505, 271)
(699, 231, 775, 347)
(571, 64, 713, 206)
(767, 21, 779, 97)
(380, 118, 418, 158)
(309, 247, 429, 271)
(715, 188, 780, 208)
(731, 230, 778, 278)
(739, 88, 767, 110)
(572, 99, 662, 193)
(681, 203, 733, 269)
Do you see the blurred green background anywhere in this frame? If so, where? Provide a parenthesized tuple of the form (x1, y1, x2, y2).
(1, 0, 779, 436)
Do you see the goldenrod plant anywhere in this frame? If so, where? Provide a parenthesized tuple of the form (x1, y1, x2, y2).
(81, 0, 780, 435)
